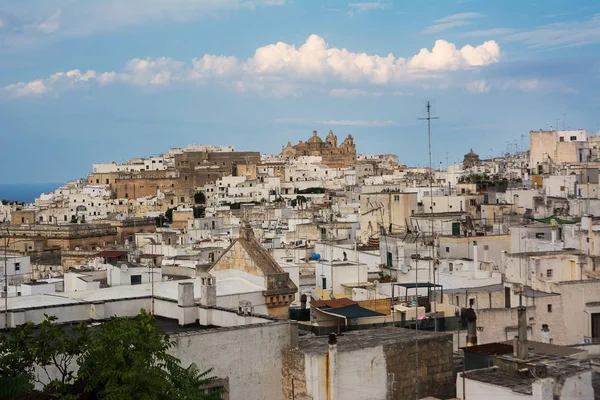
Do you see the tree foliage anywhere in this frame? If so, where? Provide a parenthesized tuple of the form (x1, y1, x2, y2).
(164, 207, 175, 223)
(194, 192, 206, 205)
(0, 310, 221, 400)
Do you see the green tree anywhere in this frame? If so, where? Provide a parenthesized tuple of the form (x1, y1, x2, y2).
(0, 311, 221, 400)
(165, 208, 175, 223)
(193, 206, 206, 219)
(194, 191, 206, 205)
(0, 321, 35, 399)
(78, 310, 220, 400)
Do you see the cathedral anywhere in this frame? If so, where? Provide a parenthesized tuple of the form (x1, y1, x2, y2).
(281, 130, 357, 167)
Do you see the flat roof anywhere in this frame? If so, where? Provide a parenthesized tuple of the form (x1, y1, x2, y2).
(319, 304, 385, 319)
(297, 327, 450, 354)
(394, 282, 443, 289)
(464, 367, 534, 395)
(0, 277, 263, 311)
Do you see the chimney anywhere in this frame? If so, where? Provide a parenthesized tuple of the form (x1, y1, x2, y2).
(199, 274, 217, 307)
(472, 241, 478, 270)
(541, 324, 550, 344)
(464, 308, 478, 347)
(300, 293, 307, 310)
(177, 282, 197, 326)
(178, 282, 194, 307)
(328, 333, 338, 400)
(516, 305, 528, 360)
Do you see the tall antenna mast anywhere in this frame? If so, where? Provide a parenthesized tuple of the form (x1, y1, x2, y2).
(418, 102, 439, 331)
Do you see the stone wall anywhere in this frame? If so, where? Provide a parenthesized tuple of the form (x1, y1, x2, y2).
(384, 333, 455, 399)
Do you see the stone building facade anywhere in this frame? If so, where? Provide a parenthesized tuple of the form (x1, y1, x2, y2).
(463, 149, 480, 169)
(281, 130, 357, 167)
(209, 221, 297, 318)
(174, 150, 261, 189)
(282, 328, 455, 400)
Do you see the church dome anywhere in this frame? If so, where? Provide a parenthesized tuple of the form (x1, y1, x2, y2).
(308, 130, 323, 144)
(465, 148, 478, 157)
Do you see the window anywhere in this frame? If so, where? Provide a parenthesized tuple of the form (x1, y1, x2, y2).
(446, 247, 450, 253)
(130, 275, 142, 285)
(559, 136, 565, 142)
(394, 195, 400, 201)
(570, 136, 577, 141)
(469, 298, 475, 308)
(546, 269, 553, 278)
(547, 304, 552, 312)
(14, 263, 20, 271)
(456, 295, 460, 307)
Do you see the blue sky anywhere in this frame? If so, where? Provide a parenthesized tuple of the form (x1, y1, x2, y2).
(1, 0, 600, 184)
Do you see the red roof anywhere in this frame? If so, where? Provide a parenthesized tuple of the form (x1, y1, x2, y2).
(311, 298, 356, 309)
(96, 250, 128, 258)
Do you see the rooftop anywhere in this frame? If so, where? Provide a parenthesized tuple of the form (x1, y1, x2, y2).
(464, 367, 534, 395)
(297, 326, 450, 354)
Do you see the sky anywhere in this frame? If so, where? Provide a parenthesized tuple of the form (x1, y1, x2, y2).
(1, 0, 600, 184)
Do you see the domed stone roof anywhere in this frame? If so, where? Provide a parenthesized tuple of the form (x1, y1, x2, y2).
(308, 130, 323, 144)
(465, 148, 478, 157)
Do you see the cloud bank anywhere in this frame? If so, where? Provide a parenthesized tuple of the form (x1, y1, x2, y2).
(1, 34, 501, 98)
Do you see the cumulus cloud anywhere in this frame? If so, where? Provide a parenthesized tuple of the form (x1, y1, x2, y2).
(425, 12, 485, 34)
(408, 40, 500, 70)
(348, 2, 387, 16)
(466, 80, 490, 93)
(1, 34, 501, 98)
(0, 69, 114, 97)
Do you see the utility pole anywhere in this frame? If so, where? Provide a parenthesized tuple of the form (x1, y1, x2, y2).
(419, 101, 439, 331)
(3, 227, 10, 329)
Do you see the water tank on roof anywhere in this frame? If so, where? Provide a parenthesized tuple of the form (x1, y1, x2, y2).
(311, 253, 321, 260)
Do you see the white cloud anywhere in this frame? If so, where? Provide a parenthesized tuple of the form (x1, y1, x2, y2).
(435, 12, 485, 23)
(1, 0, 285, 47)
(1, 34, 501, 98)
(348, 2, 387, 16)
(329, 88, 411, 97)
(0, 18, 5, 29)
(408, 40, 500, 70)
(425, 12, 485, 34)
(501, 79, 578, 94)
(461, 14, 600, 49)
(518, 79, 540, 92)
(37, 9, 61, 34)
(330, 88, 383, 97)
(0, 68, 113, 97)
(466, 80, 490, 93)
(460, 28, 518, 38)
(319, 119, 397, 127)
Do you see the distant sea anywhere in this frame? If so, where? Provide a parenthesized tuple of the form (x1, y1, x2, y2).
(0, 183, 64, 204)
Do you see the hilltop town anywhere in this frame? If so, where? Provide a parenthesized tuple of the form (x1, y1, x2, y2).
(3, 127, 600, 399)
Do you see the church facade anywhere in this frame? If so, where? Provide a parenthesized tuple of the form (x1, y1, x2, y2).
(281, 130, 357, 167)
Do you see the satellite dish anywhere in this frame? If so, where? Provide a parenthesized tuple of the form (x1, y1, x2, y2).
(120, 264, 128, 273)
